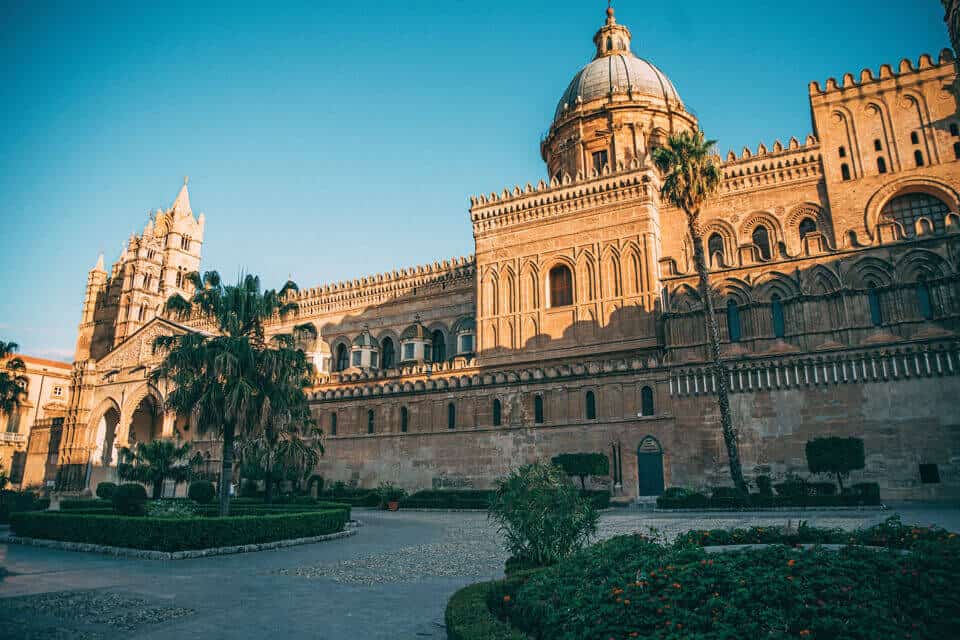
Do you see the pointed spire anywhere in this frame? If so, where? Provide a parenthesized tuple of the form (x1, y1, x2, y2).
(594, 1, 632, 59)
(171, 176, 192, 217)
(94, 253, 105, 272)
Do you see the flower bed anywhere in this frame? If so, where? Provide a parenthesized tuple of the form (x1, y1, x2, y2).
(444, 581, 529, 640)
(8, 509, 348, 552)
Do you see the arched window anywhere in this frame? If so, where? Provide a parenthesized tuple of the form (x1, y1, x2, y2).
(548, 265, 573, 307)
(727, 299, 742, 343)
(866, 282, 883, 327)
(143, 274, 152, 291)
(914, 150, 925, 167)
(798, 217, 817, 240)
(431, 330, 446, 363)
(911, 131, 920, 145)
(874, 139, 883, 151)
(181, 235, 191, 251)
(447, 403, 456, 430)
(606, 36, 613, 51)
(838, 146, 847, 158)
(954, 142, 960, 160)
(640, 386, 654, 416)
(880, 193, 951, 236)
(840, 163, 851, 181)
(330, 412, 337, 436)
(367, 409, 374, 434)
(877, 157, 887, 174)
(771, 294, 786, 338)
(950, 123, 959, 137)
(752, 225, 771, 260)
(534, 394, 544, 424)
(400, 406, 408, 433)
(917, 280, 933, 320)
(585, 390, 596, 420)
(707, 233, 725, 267)
(492, 399, 502, 426)
(335, 344, 348, 371)
(381, 337, 395, 369)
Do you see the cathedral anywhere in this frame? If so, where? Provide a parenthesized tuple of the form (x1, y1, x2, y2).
(20, 7, 960, 501)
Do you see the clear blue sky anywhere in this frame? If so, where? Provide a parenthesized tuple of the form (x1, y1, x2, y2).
(0, 0, 948, 360)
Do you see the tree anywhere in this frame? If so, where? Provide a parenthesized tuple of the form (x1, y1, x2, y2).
(652, 130, 747, 494)
(550, 453, 610, 490)
(237, 422, 323, 503)
(117, 439, 193, 499)
(806, 437, 865, 493)
(0, 341, 28, 418)
(151, 271, 315, 516)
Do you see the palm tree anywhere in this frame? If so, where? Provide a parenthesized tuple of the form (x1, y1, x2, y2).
(151, 271, 314, 515)
(0, 341, 28, 418)
(652, 130, 747, 494)
(117, 439, 193, 499)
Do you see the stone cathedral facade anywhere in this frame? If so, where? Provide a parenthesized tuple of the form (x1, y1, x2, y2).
(23, 8, 960, 501)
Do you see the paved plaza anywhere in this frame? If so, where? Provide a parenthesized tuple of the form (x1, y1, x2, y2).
(1, 505, 958, 639)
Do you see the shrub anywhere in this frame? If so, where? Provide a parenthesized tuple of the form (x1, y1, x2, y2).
(807, 481, 837, 496)
(146, 499, 198, 518)
(111, 483, 148, 516)
(581, 490, 610, 509)
(319, 487, 379, 507)
(550, 453, 610, 489)
(445, 581, 529, 640)
(774, 477, 807, 498)
(60, 499, 113, 512)
(240, 479, 260, 498)
(9, 509, 348, 552)
(188, 480, 216, 504)
(488, 463, 598, 569)
(806, 436, 865, 493)
(401, 490, 495, 509)
(376, 482, 406, 508)
(0, 490, 48, 524)
(656, 487, 708, 509)
(755, 475, 773, 496)
(95, 482, 118, 500)
(851, 481, 880, 503)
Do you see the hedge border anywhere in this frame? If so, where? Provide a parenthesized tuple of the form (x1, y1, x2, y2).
(4, 527, 357, 560)
(445, 581, 530, 640)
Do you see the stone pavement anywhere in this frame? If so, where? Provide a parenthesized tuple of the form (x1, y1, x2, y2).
(1, 505, 957, 639)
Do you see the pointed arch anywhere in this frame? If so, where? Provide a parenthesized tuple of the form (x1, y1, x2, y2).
(669, 283, 701, 312)
(714, 278, 753, 305)
(701, 219, 737, 268)
(755, 272, 801, 300)
(846, 256, 894, 288)
(482, 269, 499, 317)
(895, 249, 952, 282)
(601, 246, 622, 299)
(576, 250, 597, 302)
(802, 264, 842, 295)
(500, 265, 517, 314)
(520, 261, 540, 310)
(622, 242, 644, 295)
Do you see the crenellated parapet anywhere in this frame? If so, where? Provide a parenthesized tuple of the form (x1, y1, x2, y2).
(469, 157, 656, 235)
(718, 135, 822, 195)
(808, 50, 955, 97)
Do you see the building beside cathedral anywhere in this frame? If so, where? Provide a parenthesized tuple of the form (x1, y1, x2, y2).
(19, 7, 960, 500)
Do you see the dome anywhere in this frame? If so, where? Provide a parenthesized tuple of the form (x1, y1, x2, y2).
(401, 321, 430, 340)
(554, 53, 682, 122)
(352, 328, 379, 349)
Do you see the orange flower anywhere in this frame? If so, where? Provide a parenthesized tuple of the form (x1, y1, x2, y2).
(623, 599, 631, 605)
(786, 576, 794, 581)
(799, 631, 811, 637)
(503, 595, 511, 603)
(672, 583, 682, 589)
(787, 559, 796, 567)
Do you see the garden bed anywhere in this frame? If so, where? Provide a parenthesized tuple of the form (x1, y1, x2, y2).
(9, 508, 349, 552)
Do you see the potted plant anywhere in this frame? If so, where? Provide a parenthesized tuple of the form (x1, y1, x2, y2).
(377, 482, 406, 511)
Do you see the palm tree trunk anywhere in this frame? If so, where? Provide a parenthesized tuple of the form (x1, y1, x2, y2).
(219, 424, 235, 516)
(688, 219, 748, 494)
(264, 473, 274, 504)
(152, 478, 164, 500)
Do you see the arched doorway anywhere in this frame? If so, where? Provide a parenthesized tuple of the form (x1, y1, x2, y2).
(637, 435, 664, 496)
(128, 395, 162, 445)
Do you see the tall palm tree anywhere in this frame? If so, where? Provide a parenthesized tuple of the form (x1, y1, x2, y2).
(117, 439, 193, 499)
(0, 341, 28, 418)
(151, 271, 314, 515)
(652, 130, 747, 494)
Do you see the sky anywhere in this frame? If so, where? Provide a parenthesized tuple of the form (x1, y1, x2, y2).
(0, 0, 949, 361)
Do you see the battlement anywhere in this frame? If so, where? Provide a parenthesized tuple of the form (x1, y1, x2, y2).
(809, 50, 955, 97)
(718, 135, 821, 195)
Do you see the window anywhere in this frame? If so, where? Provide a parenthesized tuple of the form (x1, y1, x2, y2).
(548, 265, 573, 307)
(727, 299, 742, 343)
(381, 337, 395, 369)
(640, 386, 654, 416)
(592, 149, 609, 174)
(5, 407, 21, 433)
(866, 282, 883, 327)
(401, 407, 408, 433)
(771, 294, 786, 338)
(877, 157, 887, 174)
(752, 225, 771, 260)
(143, 274, 152, 290)
(798, 217, 817, 240)
(352, 351, 362, 367)
(175, 269, 184, 288)
(950, 123, 959, 137)
(914, 150, 925, 167)
(52, 386, 63, 398)
(874, 139, 882, 151)
(917, 280, 933, 320)
(459, 334, 474, 354)
(707, 233, 725, 267)
(431, 330, 446, 363)
(838, 146, 847, 158)
(403, 342, 415, 361)
(447, 403, 456, 430)
(370, 351, 379, 368)
(367, 409, 374, 434)
(181, 235, 191, 251)
(919, 463, 941, 484)
(335, 344, 349, 371)
(880, 193, 950, 237)
(954, 142, 960, 160)
(840, 163, 851, 181)
(911, 131, 920, 145)
(585, 390, 596, 420)
(534, 395, 544, 424)
(330, 412, 337, 436)
(492, 399, 502, 426)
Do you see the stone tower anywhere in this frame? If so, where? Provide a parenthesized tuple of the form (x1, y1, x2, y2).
(74, 179, 205, 361)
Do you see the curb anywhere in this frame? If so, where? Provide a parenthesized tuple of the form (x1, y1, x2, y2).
(652, 506, 884, 513)
(3, 527, 357, 560)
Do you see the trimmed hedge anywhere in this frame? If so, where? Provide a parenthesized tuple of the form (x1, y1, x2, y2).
(60, 499, 113, 511)
(0, 491, 49, 524)
(188, 480, 216, 504)
(318, 489, 379, 507)
(10, 508, 348, 552)
(194, 500, 351, 520)
(445, 581, 529, 640)
(401, 490, 495, 509)
(656, 482, 881, 509)
(95, 482, 118, 499)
